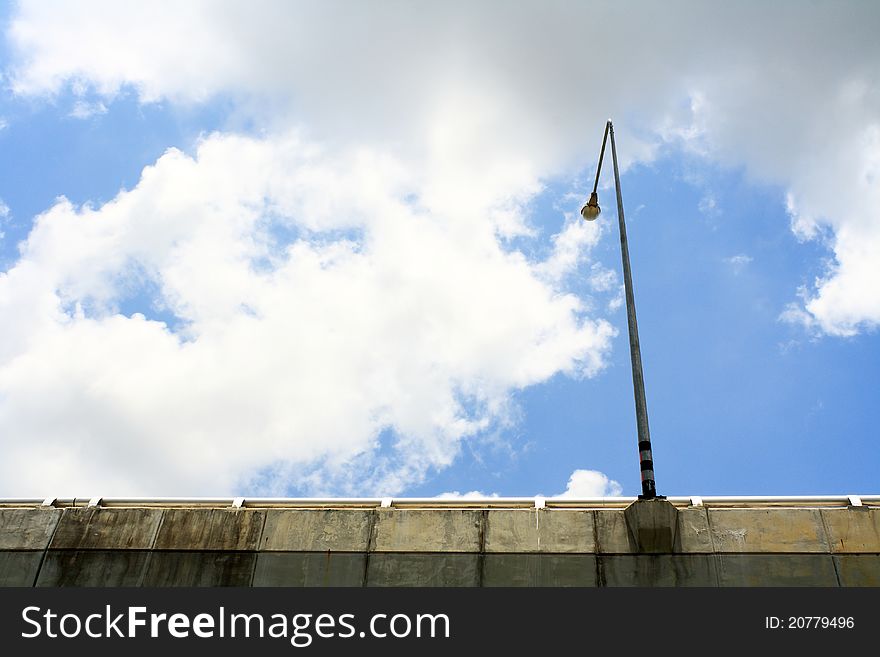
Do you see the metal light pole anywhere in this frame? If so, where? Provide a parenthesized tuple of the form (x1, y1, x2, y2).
(582, 120, 658, 500)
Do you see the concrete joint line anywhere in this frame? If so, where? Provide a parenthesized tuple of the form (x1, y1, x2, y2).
(477, 510, 488, 587)
(362, 509, 380, 587)
(243, 510, 268, 588)
(817, 511, 842, 587)
(591, 512, 606, 586)
(31, 508, 64, 587)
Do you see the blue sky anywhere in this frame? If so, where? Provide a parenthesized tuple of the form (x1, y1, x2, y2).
(0, 1, 878, 497)
(415, 158, 877, 497)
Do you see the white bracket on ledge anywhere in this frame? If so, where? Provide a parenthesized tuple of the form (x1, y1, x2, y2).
(380, 498, 393, 508)
(534, 496, 546, 509)
(231, 497, 246, 508)
(689, 496, 704, 507)
(41, 497, 57, 508)
(87, 497, 102, 508)
(847, 495, 863, 507)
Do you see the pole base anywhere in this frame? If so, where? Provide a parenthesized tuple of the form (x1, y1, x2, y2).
(624, 498, 678, 553)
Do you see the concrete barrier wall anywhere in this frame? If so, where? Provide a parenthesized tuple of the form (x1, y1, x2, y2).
(1, 505, 878, 586)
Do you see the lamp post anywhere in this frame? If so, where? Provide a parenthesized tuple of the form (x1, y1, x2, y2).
(582, 119, 659, 500)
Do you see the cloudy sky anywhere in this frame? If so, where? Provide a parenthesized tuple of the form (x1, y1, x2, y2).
(0, 0, 877, 498)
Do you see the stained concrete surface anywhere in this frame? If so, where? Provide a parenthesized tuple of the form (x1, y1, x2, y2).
(821, 508, 880, 553)
(708, 508, 829, 553)
(833, 555, 880, 586)
(254, 552, 367, 587)
(261, 510, 372, 552)
(484, 510, 595, 553)
(143, 551, 257, 587)
(50, 508, 163, 550)
(0, 551, 43, 586)
(716, 554, 839, 587)
(154, 509, 265, 551)
(372, 510, 482, 553)
(366, 553, 480, 587)
(482, 554, 597, 586)
(0, 508, 61, 549)
(602, 554, 718, 587)
(37, 550, 150, 587)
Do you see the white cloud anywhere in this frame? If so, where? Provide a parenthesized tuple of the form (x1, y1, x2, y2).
(0, 199, 8, 241)
(536, 217, 602, 283)
(69, 99, 107, 119)
(0, 131, 613, 496)
(698, 194, 720, 217)
(723, 254, 753, 273)
(435, 491, 499, 500)
(557, 469, 623, 498)
(3, 1, 880, 494)
(8, 2, 880, 335)
(662, 84, 880, 335)
(607, 289, 624, 314)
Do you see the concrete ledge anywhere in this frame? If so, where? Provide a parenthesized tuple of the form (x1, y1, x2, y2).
(260, 510, 372, 552)
(143, 551, 257, 586)
(372, 510, 482, 553)
(0, 551, 43, 586)
(484, 510, 595, 553)
(821, 508, 880, 553)
(37, 550, 150, 587)
(366, 553, 479, 586)
(50, 508, 163, 550)
(0, 509, 62, 549)
(2, 505, 877, 586)
(716, 554, 838, 586)
(602, 555, 718, 587)
(154, 509, 265, 551)
(482, 554, 597, 586)
(708, 509, 829, 553)
(253, 552, 367, 587)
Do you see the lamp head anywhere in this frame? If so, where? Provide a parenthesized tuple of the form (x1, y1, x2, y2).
(581, 192, 600, 221)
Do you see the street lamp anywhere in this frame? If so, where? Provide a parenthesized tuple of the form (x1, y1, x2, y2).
(582, 119, 659, 500)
